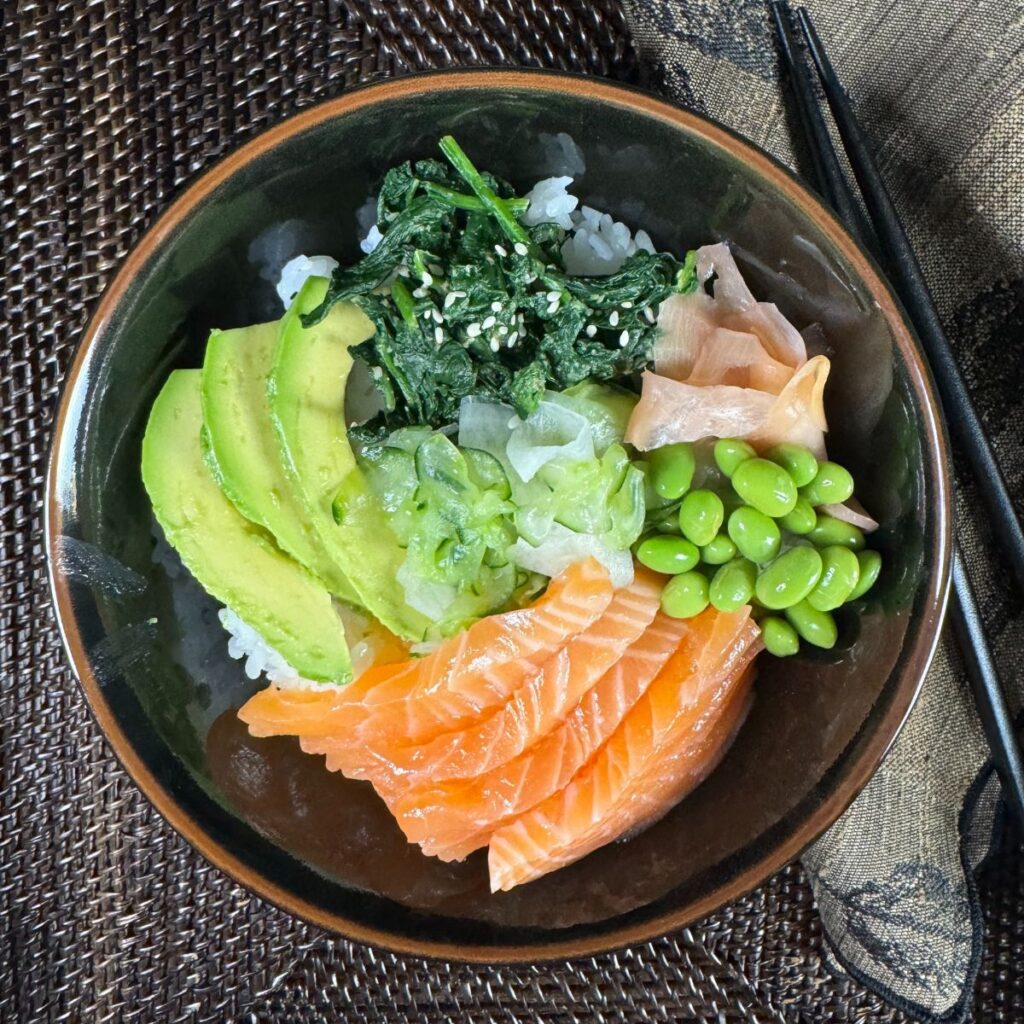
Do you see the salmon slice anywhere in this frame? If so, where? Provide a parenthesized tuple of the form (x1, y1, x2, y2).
(487, 607, 761, 891)
(239, 557, 613, 743)
(394, 612, 694, 861)
(317, 569, 664, 794)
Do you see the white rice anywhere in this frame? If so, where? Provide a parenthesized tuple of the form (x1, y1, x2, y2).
(522, 175, 579, 231)
(276, 253, 339, 308)
(219, 607, 327, 690)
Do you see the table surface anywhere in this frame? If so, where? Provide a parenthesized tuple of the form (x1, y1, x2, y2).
(4, 1, 1023, 1021)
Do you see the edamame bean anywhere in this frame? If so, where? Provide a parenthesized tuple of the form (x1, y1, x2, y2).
(678, 489, 725, 547)
(766, 443, 819, 488)
(709, 558, 757, 612)
(779, 497, 817, 535)
(701, 533, 737, 565)
(785, 600, 838, 649)
(847, 549, 882, 600)
(649, 443, 696, 500)
(661, 571, 711, 619)
(731, 458, 798, 517)
(727, 506, 781, 564)
(808, 514, 865, 551)
(755, 546, 823, 609)
(637, 536, 700, 575)
(713, 438, 757, 478)
(761, 615, 800, 657)
(807, 545, 861, 611)
(802, 460, 855, 506)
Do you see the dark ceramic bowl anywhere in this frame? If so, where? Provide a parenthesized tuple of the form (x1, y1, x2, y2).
(47, 70, 951, 961)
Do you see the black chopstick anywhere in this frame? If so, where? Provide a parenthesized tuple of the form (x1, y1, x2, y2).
(771, 1, 1024, 826)
(768, 3, 866, 241)
(950, 555, 1024, 825)
(795, 6, 1024, 599)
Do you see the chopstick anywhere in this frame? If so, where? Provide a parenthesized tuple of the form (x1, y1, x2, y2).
(795, 7, 1024, 598)
(770, 2, 1024, 827)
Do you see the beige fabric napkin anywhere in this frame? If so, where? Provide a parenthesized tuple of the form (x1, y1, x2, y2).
(621, 1, 1024, 1019)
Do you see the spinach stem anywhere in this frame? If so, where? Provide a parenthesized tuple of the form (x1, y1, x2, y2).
(423, 181, 528, 216)
(438, 135, 531, 246)
(390, 279, 417, 327)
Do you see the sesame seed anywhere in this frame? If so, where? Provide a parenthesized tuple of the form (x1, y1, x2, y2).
(490, 338, 500, 352)
(619, 330, 630, 347)
(546, 291, 561, 302)
(609, 310, 619, 327)
(412, 287, 428, 299)
(398, 266, 410, 278)
(422, 310, 432, 320)
(482, 315, 496, 329)
(507, 331, 518, 346)
(546, 301, 559, 315)
(514, 242, 528, 256)
(644, 306, 656, 323)
(444, 292, 458, 308)
(498, 324, 508, 335)
(432, 308, 443, 324)
(421, 271, 433, 287)
(434, 326, 444, 345)
(490, 301, 502, 312)
(585, 324, 597, 338)
(494, 244, 508, 257)
(621, 300, 633, 309)
(467, 323, 482, 338)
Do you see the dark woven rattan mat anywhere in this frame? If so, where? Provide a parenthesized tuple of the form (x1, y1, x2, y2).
(3, 2, 1022, 1021)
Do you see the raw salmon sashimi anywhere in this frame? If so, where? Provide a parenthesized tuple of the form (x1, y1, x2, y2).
(311, 569, 664, 795)
(394, 611, 694, 861)
(488, 606, 761, 892)
(239, 557, 613, 743)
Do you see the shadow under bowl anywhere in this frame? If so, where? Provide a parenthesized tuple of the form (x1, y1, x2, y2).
(47, 69, 951, 961)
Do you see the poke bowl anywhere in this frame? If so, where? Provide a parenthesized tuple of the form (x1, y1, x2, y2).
(47, 69, 951, 960)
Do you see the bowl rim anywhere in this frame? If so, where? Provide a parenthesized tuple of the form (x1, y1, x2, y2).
(46, 67, 952, 963)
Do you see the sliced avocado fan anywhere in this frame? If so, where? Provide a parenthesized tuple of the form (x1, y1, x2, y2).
(201, 320, 359, 604)
(271, 277, 430, 641)
(142, 369, 352, 683)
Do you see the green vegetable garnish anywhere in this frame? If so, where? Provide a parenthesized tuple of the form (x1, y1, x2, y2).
(303, 137, 698, 434)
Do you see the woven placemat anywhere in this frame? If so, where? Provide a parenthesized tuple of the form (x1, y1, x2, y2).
(3, 1, 1022, 1021)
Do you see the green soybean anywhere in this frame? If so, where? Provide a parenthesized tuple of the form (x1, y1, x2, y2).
(802, 461, 855, 506)
(766, 443, 819, 488)
(731, 458, 799, 517)
(650, 443, 696, 500)
(755, 546, 823, 610)
(761, 616, 800, 657)
(727, 506, 781, 564)
(779, 497, 817, 535)
(637, 536, 700, 575)
(678, 489, 725, 547)
(847, 549, 883, 600)
(808, 514, 866, 551)
(713, 438, 757, 478)
(661, 571, 711, 619)
(709, 558, 757, 612)
(701, 533, 737, 565)
(807, 545, 861, 611)
(785, 600, 838, 649)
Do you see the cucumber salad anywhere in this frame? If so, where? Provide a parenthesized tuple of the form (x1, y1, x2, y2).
(143, 134, 883, 688)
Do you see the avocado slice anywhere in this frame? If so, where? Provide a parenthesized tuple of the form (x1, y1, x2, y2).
(142, 370, 351, 683)
(271, 278, 430, 640)
(200, 320, 359, 604)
